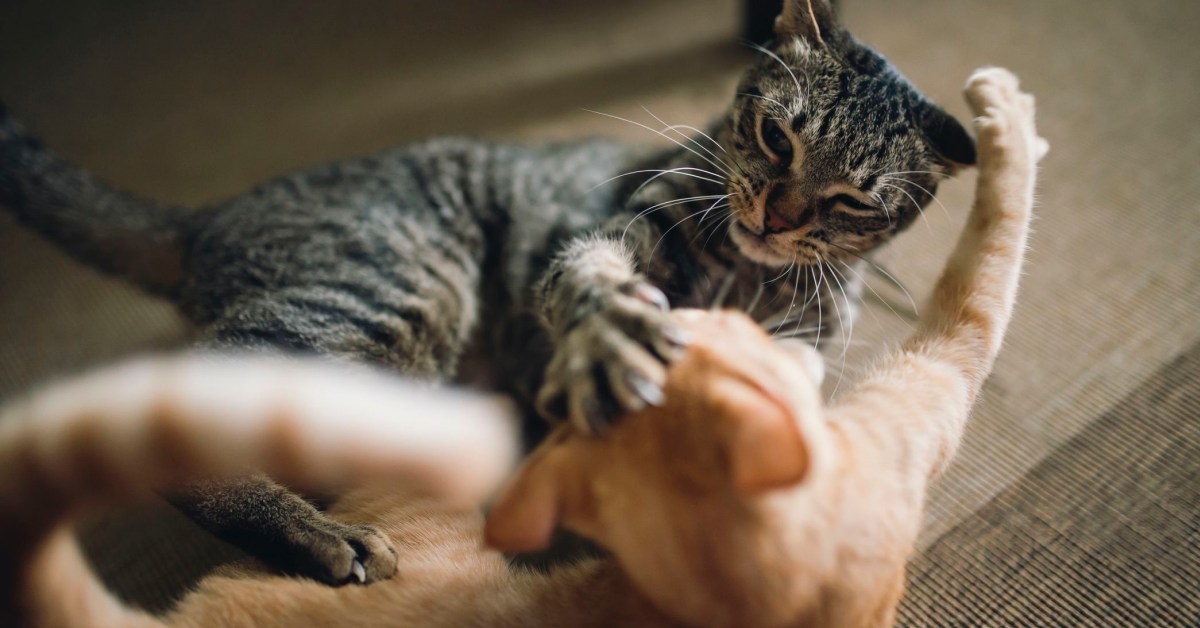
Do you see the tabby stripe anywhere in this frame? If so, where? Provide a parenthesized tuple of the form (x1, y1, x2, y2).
(317, 281, 432, 331)
(399, 160, 449, 224)
(280, 295, 410, 351)
(217, 327, 315, 352)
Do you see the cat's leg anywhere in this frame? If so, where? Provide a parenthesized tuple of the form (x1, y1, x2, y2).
(534, 215, 689, 433)
(167, 475, 397, 585)
(831, 68, 1045, 479)
(911, 67, 1047, 386)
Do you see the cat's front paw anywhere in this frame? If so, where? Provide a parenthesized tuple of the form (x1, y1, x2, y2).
(964, 68, 1049, 167)
(537, 282, 688, 433)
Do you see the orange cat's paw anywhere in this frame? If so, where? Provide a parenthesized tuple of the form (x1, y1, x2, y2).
(964, 67, 1049, 167)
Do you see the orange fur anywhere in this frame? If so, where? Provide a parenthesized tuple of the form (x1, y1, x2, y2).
(3, 67, 1044, 627)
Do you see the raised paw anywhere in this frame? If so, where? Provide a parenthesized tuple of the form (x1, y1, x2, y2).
(964, 67, 1049, 166)
(537, 281, 688, 434)
(280, 517, 398, 585)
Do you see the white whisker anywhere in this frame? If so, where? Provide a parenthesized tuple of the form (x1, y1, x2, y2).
(873, 169, 953, 179)
(773, 324, 825, 339)
(878, 181, 934, 235)
(621, 194, 730, 241)
(643, 111, 735, 175)
(710, 272, 737, 309)
(865, 191, 895, 229)
(833, 260, 903, 326)
(698, 196, 734, 224)
(701, 212, 738, 250)
(649, 205, 723, 259)
(763, 257, 797, 286)
(588, 167, 725, 193)
(745, 275, 767, 315)
(584, 109, 733, 178)
(640, 106, 730, 161)
(769, 259, 806, 338)
(821, 256, 855, 398)
(829, 242, 919, 317)
(747, 42, 804, 103)
(738, 92, 787, 112)
(809, 264, 825, 348)
(881, 175, 951, 221)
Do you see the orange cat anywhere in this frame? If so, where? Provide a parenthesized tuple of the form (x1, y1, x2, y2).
(2, 67, 1044, 627)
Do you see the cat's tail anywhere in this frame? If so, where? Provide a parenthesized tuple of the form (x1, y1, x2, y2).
(0, 102, 187, 296)
(0, 354, 519, 627)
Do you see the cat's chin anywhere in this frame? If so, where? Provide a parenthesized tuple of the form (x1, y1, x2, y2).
(729, 221, 801, 268)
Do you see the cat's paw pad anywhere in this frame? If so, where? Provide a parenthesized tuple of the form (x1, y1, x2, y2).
(284, 519, 398, 585)
(537, 283, 688, 433)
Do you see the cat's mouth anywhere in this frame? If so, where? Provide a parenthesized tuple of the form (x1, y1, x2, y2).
(729, 221, 812, 267)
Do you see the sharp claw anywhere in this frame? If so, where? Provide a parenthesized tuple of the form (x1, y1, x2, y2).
(627, 371, 665, 406)
(351, 559, 367, 584)
(663, 326, 692, 351)
(634, 283, 670, 311)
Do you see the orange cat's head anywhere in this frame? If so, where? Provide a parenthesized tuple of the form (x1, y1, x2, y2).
(486, 310, 834, 626)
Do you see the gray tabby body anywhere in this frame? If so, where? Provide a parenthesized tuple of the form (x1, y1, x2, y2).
(0, 0, 973, 587)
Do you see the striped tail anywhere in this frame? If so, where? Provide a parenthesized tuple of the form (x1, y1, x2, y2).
(0, 103, 187, 295)
(0, 355, 518, 627)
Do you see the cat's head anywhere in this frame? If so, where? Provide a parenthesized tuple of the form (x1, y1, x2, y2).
(721, 0, 975, 267)
(486, 310, 833, 626)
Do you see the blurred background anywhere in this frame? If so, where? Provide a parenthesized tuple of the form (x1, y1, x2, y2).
(1, 0, 1198, 623)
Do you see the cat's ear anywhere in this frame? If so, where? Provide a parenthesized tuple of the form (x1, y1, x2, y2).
(484, 448, 565, 552)
(917, 101, 977, 168)
(724, 382, 812, 493)
(775, 0, 839, 45)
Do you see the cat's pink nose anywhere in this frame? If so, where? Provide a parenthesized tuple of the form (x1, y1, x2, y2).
(764, 204, 801, 233)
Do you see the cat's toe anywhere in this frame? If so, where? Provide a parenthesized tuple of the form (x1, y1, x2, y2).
(538, 290, 687, 433)
(963, 68, 1046, 166)
(964, 67, 1020, 117)
(537, 324, 667, 433)
(347, 524, 400, 583)
(284, 519, 398, 585)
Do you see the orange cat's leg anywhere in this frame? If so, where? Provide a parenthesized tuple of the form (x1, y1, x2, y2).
(829, 68, 1046, 478)
(909, 67, 1048, 402)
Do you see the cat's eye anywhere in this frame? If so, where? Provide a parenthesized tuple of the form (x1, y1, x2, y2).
(830, 194, 876, 211)
(835, 194, 873, 211)
(759, 117, 793, 161)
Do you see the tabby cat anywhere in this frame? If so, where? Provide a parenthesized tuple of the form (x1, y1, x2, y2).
(0, 0, 975, 584)
(3, 66, 1044, 627)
